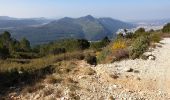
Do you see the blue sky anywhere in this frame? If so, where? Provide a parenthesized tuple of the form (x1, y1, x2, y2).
(0, 0, 170, 21)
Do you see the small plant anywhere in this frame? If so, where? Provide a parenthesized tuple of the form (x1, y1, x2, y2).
(84, 67, 96, 75)
(23, 83, 45, 93)
(55, 90, 63, 98)
(112, 49, 129, 61)
(162, 23, 170, 33)
(85, 54, 97, 65)
(97, 47, 112, 64)
(43, 88, 54, 97)
(150, 33, 161, 43)
(129, 36, 150, 59)
(112, 39, 126, 51)
(45, 75, 62, 84)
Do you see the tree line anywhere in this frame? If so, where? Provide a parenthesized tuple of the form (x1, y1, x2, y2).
(0, 31, 110, 59)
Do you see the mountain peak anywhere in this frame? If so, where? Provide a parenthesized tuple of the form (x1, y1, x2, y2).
(81, 15, 95, 21)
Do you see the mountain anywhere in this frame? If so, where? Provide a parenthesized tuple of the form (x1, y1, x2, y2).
(132, 18, 170, 26)
(0, 16, 18, 20)
(0, 16, 51, 29)
(0, 15, 135, 45)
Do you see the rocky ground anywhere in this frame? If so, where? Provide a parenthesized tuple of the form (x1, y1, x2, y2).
(8, 38, 170, 100)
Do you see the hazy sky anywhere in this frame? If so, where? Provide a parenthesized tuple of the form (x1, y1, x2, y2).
(0, 0, 170, 21)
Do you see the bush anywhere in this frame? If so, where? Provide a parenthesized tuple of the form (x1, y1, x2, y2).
(77, 39, 90, 50)
(97, 47, 112, 64)
(0, 46, 9, 59)
(150, 33, 161, 43)
(85, 54, 97, 65)
(112, 39, 126, 50)
(129, 36, 150, 59)
(162, 23, 170, 33)
(135, 28, 145, 33)
(125, 32, 134, 39)
(49, 47, 66, 55)
(90, 37, 110, 50)
(112, 49, 129, 61)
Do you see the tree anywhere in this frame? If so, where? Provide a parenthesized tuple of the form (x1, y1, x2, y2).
(20, 38, 31, 52)
(101, 36, 110, 47)
(1, 31, 11, 40)
(0, 41, 9, 59)
(135, 28, 145, 33)
(78, 39, 90, 50)
(0, 31, 12, 47)
(90, 37, 110, 50)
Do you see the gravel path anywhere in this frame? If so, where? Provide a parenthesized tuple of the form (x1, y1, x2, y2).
(93, 38, 170, 99)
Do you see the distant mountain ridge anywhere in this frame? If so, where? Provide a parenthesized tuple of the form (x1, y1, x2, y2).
(0, 15, 135, 45)
(0, 16, 18, 20)
(0, 16, 51, 29)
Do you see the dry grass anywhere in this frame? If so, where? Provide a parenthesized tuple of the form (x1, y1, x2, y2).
(0, 50, 92, 73)
(83, 67, 96, 75)
(55, 89, 63, 98)
(43, 88, 54, 97)
(22, 83, 45, 94)
(45, 75, 63, 84)
(161, 33, 170, 38)
(112, 39, 127, 50)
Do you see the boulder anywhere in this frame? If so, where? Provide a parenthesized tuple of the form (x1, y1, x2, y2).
(143, 52, 156, 60)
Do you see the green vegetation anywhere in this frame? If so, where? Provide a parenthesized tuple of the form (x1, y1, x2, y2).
(129, 35, 150, 59)
(0, 31, 109, 97)
(162, 23, 170, 33)
(85, 54, 97, 65)
(96, 26, 167, 64)
(90, 36, 110, 50)
(0, 23, 169, 98)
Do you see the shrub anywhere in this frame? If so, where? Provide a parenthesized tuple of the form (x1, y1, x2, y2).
(19, 38, 31, 52)
(85, 54, 97, 65)
(134, 28, 151, 38)
(77, 39, 90, 50)
(49, 47, 66, 55)
(90, 37, 110, 50)
(112, 49, 129, 61)
(129, 36, 150, 59)
(0, 46, 9, 59)
(45, 75, 62, 84)
(90, 42, 102, 50)
(97, 47, 112, 64)
(23, 83, 45, 93)
(162, 23, 170, 33)
(84, 67, 96, 75)
(112, 39, 126, 50)
(97, 38, 128, 64)
(125, 32, 134, 39)
(150, 33, 161, 43)
(135, 28, 145, 33)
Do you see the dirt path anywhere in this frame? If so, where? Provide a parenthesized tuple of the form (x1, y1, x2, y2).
(92, 38, 170, 99)
(155, 38, 170, 94)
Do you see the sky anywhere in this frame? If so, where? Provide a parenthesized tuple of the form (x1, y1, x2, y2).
(0, 0, 170, 21)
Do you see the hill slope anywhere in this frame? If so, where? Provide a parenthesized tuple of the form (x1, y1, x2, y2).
(0, 15, 135, 45)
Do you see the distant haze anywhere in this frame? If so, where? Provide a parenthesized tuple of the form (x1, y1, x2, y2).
(0, 0, 170, 21)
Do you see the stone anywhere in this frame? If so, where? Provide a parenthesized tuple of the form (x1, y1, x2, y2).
(134, 70, 140, 73)
(143, 52, 152, 56)
(108, 96, 116, 100)
(113, 85, 118, 89)
(148, 55, 156, 60)
(126, 68, 134, 72)
(34, 94, 40, 99)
